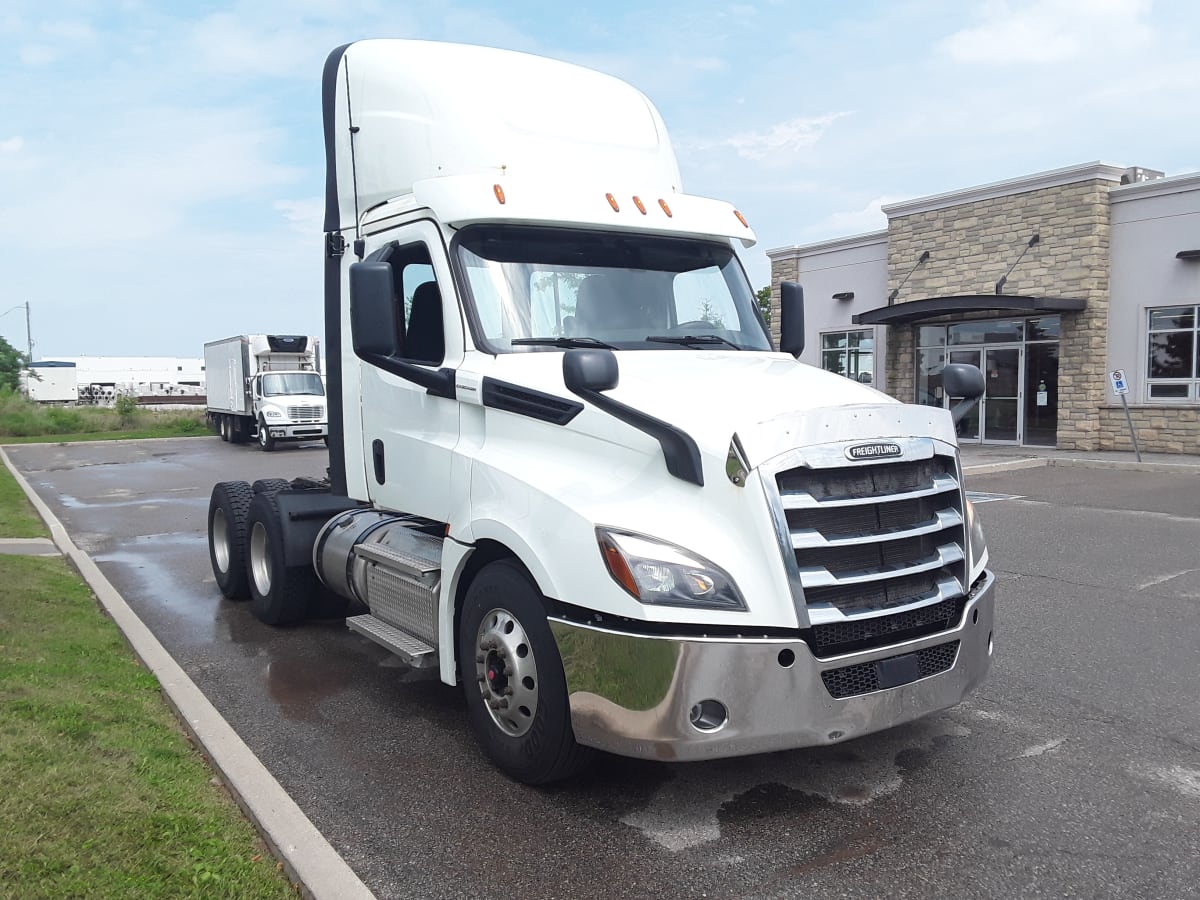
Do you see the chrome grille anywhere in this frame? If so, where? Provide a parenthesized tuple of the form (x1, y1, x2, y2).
(774, 450, 967, 626)
(287, 405, 324, 421)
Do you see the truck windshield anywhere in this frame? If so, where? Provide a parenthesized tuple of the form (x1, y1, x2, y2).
(261, 372, 325, 397)
(456, 225, 772, 353)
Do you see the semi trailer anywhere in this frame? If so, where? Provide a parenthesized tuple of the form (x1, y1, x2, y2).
(203, 334, 327, 450)
(206, 39, 993, 784)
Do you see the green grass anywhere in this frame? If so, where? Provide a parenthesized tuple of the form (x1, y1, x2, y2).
(0, 558, 297, 899)
(0, 461, 45, 539)
(0, 389, 208, 443)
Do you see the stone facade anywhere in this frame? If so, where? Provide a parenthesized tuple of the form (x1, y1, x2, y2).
(885, 179, 1114, 450)
(768, 255, 796, 348)
(1098, 405, 1200, 454)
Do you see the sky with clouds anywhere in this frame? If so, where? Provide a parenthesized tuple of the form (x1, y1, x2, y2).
(2, 0, 1198, 357)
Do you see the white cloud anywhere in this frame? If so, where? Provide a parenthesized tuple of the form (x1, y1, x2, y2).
(681, 112, 850, 162)
(0, 136, 23, 153)
(275, 197, 324, 235)
(809, 195, 908, 239)
(19, 44, 57, 65)
(940, 0, 1153, 64)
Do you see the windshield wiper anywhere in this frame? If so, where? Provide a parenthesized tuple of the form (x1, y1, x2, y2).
(511, 336, 618, 350)
(646, 334, 744, 350)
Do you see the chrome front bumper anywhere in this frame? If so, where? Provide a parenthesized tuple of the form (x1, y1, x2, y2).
(549, 570, 995, 762)
(268, 423, 328, 439)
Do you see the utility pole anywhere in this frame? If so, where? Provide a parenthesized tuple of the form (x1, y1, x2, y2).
(1, 302, 31, 361)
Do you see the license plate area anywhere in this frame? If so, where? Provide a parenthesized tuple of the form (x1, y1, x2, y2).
(876, 652, 921, 689)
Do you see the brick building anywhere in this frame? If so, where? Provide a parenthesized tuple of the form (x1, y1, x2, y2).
(768, 162, 1200, 453)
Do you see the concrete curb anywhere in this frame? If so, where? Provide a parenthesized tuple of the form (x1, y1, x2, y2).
(0, 447, 375, 900)
(964, 456, 1200, 476)
(963, 458, 1050, 475)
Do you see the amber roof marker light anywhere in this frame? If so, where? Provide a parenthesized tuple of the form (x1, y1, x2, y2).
(493, 183, 506, 204)
(734, 209, 749, 228)
(658, 199, 673, 217)
(633, 196, 647, 215)
(606, 193, 620, 212)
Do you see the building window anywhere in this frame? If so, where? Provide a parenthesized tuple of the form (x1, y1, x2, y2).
(1147, 306, 1198, 401)
(821, 329, 874, 384)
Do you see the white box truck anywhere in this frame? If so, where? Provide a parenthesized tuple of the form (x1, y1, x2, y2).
(206, 40, 994, 784)
(203, 334, 327, 450)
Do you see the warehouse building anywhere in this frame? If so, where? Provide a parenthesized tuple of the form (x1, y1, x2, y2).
(768, 162, 1200, 453)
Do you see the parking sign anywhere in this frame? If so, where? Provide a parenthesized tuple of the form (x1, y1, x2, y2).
(1110, 369, 1129, 395)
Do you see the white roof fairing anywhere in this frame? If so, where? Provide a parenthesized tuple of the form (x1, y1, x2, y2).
(326, 40, 684, 232)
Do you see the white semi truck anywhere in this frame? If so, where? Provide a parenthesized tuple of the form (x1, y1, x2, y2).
(203, 334, 327, 450)
(206, 40, 994, 784)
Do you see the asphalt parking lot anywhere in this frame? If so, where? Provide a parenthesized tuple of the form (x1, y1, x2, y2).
(7, 438, 1200, 900)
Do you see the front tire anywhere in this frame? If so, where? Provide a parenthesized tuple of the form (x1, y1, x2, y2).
(245, 491, 316, 625)
(208, 481, 253, 599)
(257, 416, 276, 452)
(458, 560, 593, 784)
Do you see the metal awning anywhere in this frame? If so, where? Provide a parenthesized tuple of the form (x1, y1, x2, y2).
(852, 294, 1087, 326)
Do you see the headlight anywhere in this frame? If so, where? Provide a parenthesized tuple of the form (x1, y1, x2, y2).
(265, 409, 282, 418)
(596, 528, 747, 611)
(965, 499, 989, 582)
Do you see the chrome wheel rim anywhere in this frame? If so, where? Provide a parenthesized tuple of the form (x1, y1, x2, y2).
(249, 521, 272, 596)
(212, 508, 230, 573)
(474, 608, 539, 737)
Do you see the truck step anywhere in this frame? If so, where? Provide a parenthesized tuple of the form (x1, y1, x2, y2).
(346, 614, 438, 668)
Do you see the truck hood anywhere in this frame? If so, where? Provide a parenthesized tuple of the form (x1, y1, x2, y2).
(481, 350, 957, 468)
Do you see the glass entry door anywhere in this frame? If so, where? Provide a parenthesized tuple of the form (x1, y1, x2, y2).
(983, 346, 1022, 443)
(946, 345, 1023, 443)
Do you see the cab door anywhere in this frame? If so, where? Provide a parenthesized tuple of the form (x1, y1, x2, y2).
(356, 219, 463, 523)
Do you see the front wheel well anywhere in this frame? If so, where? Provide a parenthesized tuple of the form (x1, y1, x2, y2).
(453, 540, 560, 678)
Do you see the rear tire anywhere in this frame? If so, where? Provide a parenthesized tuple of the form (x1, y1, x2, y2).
(459, 559, 594, 784)
(252, 478, 291, 495)
(219, 416, 230, 442)
(208, 481, 253, 600)
(245, 491, 316, 625)
(258, 416, 276, 452)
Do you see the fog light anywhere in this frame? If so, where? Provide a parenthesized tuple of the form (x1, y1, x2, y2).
(688, 699, 728, 733)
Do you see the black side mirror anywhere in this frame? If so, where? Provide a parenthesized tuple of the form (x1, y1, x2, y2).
(563, 348, 619, 393)
(779, 282, 804, 357)
(349, 261, 398, 357)
(943, 363, 985, 427)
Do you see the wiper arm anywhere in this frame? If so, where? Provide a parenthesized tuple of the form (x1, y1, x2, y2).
(646, 334, 744, 350)
(511, 336, 618, 350)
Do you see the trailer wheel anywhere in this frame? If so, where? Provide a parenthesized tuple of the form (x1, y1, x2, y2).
(458, 560, 594, 784)
(208, 481, 253, 600)
(219, 416, 230, 442)
(245, 491, 316, 625)
(257, 416, 276, 452)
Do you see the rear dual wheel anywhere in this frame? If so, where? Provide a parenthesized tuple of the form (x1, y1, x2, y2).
(244, 490, 348, 624)
(208, 481, 253, 599)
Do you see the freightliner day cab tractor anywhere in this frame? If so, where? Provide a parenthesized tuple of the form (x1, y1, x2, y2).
(206, 40, 994, 784)
(204, 334, 328, 450)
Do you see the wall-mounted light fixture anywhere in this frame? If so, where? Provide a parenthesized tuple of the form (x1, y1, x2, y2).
(832, 291, 855, 301)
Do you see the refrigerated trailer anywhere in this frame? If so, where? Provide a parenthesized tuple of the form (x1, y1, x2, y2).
(203, 334, 327, 450)
(206, 40, 993, 784)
